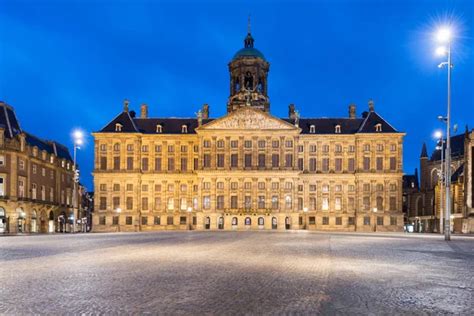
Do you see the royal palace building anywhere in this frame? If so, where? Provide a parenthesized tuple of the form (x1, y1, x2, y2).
(92, 27, 405, 232)
(0, 101, 77, 234)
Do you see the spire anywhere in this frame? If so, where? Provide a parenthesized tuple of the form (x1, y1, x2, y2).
(420, 142, 428, 158)
(368, 99, 375, 112)
(123, 99, 129, 112)
(244, 15, 254, 48)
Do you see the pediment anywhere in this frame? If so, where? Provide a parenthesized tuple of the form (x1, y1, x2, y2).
(200, 107, 297, 130)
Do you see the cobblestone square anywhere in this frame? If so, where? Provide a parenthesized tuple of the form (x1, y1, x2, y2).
(0, 231, 473, 315)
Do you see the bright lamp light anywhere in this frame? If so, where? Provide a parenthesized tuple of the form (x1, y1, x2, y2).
(436, 27, 452, 43)
(435, 46, 447, 56)
(434, 130, 443, 139)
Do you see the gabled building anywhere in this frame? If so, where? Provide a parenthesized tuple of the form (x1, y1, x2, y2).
(92, 25, 405, 232)
(0, 101, 76, 233)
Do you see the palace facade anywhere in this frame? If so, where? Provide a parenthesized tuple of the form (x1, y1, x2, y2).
(0, 101, 77, 234)
(92, 27, 405, 232)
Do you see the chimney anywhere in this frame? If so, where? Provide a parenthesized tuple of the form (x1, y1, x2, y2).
(289, 104, 296, 120)
(123, 99, 129, 112)
(368, 99, 374, 112)
(202, 104, 209, 119)
(140, 103, 148, 119)
(0, 127, 4, 147)
(349, 104, 356, 119)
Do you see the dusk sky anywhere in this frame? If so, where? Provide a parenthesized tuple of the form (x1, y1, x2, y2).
(1, 0, 472, 190)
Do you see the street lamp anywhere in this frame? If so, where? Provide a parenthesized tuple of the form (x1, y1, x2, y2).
(435, 26, 453, 241)
(72, 129, 84, 234)
(434, 130, 445, 234)
(187, 207, 193, 230)
(116, 207, 122, 232)
(303, 207, 308, 230)
(372, 207, 378, 232)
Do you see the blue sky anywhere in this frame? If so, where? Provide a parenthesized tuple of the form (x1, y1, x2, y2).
(1, 0, 473, 190)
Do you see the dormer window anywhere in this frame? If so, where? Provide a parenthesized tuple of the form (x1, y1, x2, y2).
(335, 125, 341, 133)
(42, 151, 47, 160)
(33, 147, 38, 157)
(309, 125, 315, 133)
(115, 123, 123, 132)
(156, 124, 162, 133)
(375, 123, 382, 132)
(50, 156, 54, 164)
(181, 125, 188, 133)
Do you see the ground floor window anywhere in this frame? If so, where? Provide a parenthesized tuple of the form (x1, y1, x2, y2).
(322, 217, 329, 225)
(348, 217, 355, 225)
(180, 216, 186, 225)
(390, 216, 397, 226)
(126, 216, 133, 225)
(258, 217, 264, 226)
(218, 217, 224, 229)
(364, 216, 371, 225)
(99, 216, 106, 225)
(154, 216, 161, 225)
(112, 216, 119, 225)
(335, 217, 342, 225)
(245, 217, 251, 226)
(298, 217, 303, 225)
(232, 217, 238, 226)
(377, 216, 384, 226)
(272, 217, 277, 229)
(167, 216, 174, 225)
(309, 216, 316, 225)
(142, 216, 148, 225)
(193, 216, 197, 225)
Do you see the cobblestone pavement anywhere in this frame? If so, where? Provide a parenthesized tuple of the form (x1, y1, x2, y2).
(0, 231, 473, 315)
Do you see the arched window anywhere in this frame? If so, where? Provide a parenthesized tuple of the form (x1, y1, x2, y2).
(375, 123, 382, 132)
(335, 125, 341, 133)
(232, 217, 238, 226)
(181, 125, 188, 133)
(218, 217, 224, 229)
(115, 123, 123, 132)
(113, 143, 120, 151)
(272, 217, 277, 229)
(245, 217, 251, 226)
(258, 217, 264, 226)
(310, 125, 315, 133)
(156, 124, 162, 133)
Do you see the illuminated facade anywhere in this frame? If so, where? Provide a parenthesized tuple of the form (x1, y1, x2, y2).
(92, 27, 405, 232)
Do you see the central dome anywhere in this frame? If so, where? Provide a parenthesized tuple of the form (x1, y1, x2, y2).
(232, 47, 266, 60)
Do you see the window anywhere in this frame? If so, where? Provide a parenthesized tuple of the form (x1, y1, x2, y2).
(348, 217, 355, 225)
(322, 184, 329, 193)
(203, 182, 210, 190)
(390, 157, 397, 171)
(258, 154, 266, 168)
(258, 140, 266, 148)
(363, 157, 370, 171)
(142, 197, 148, 211)
(298, 158, 303, 170)
(322, 197, 329, 211)
(335, 144, 342, 153)
(335, 125, 341, 133)
(285, 182, 292, 190)
(297, 197, 303, 210)
(126, 216, 133, 225)
(142, 158, 149, 171)
(376, 157, 383, 171)
(285, 195, 292, 209)
(216, 182, 224, 190)
(309, 125, 315, 133)
(272, 154, 279, 168)
(258, 196, 265, 209)
(309, 158, 316, 172)
(335, 185, 342, 192)
(272, 182, 279, 190)
(167, 216, 173, 225)
(364, 144, 370, 151)
(126, 197, 133, 210)
(180, 198, 187, 210)
(244, 154, 252, 168)
(272, 196, 279, 209)
(141, 145, 148, 153)
(377, 216, 384, 226)
(181, 125, 188, 133)
(363, 216, 371, 225)
(217, 154, 224, 168)
(298, 145, 304, 153)
(113, 183, 120, 191)
(203, 196, 211, 209)
(100, 144, 107, 152)
(167, 198, 174, 210)
(390, 197, 397, 210)
(390, 216, 397, 226)
(216, 140, 224, 148)
(156, 125, 162, 133)
(309, 216, 316, 225)
(127, 157, 133, 170)
(180, 145, 187, 153)
(231, 182, 238, 190)
(390, 144, 397, 152)
(377, 144, 384, 152)
(180, 216, 187, 225)
(309, 185, 316, 192)
(390, 184, 397, 191)
(285, 140, 293, 148)
(99, 184, 107, 192)
(154, 216, 161, 225)
(19, 159, 25, 170)
(335, 158, 342, 172)
(231, 140, 238, 148)
(181, 158, 188, 171)
(32, 164, 37, 174)
(113, 197, 120, 209)
(363, 183, 371, 192)
(155, 158, 161, 171)
(231, 154, 238, 168)
(168, 145, 174, 153)
(127, 144, 134, 152)
(336, 217, 342, 225)
(231, 196, 238, 208)
(32, 183, 37, 199)
(113, 157, 120, 170)
(244, 140, 252, 148)
(40, 168, 45, 177)
(127, 184, 134, 191)
(285, 154, 293, 168)
(99, 197, 107, 210)
(375, 123, 382, 132)
(113, 143, 120, 152)
(155, 145, 162, 152)
(244, 182, 252, 190)
(99, 216, 106, 225)
(112, 216, 119, 225)
(322, 158, 329, 172)
(203, 154, 211, 168)
(348, 185, 355, 192)
(115, 123, 122, 132)
(258, 182, 265, 190)
(322, 217, 329, 225)
(168, 158, 175, 171)
(376, 196, 383, 210)
(348, 145, 355, 153)
(154, 197, 161, 209)
(272, 140, 279, 148)
(363, 197, 370, 210)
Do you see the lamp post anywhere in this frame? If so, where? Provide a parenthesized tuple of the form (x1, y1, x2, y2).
(303, 207, 308, 230)
(116, 207, 121, 232)
(373, 207, 378, 232)
(72, 130, 84, 234)
(187, 207, 193, 230)
(435, 27, 453, 241)
(434, 130, 445, 234)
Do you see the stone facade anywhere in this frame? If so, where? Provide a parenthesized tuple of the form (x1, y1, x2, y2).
(406, 129, 474, 233)
(0, 102, 77, 234)
(92, 27, 405, 233)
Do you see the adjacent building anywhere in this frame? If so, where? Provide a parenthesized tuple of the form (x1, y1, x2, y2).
(0, 101, 77, 234)
(406, 129, 474, 233)
(92, 26, 405, 232)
